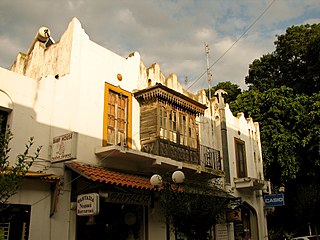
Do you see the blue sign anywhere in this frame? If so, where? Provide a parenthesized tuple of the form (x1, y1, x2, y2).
(264, 194, 285, 207)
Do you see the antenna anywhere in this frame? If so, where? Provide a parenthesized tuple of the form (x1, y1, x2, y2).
(205, 43, 212, 99)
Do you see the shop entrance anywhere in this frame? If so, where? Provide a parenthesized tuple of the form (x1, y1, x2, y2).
(233, 203, 258, 240)
(77, 202, 146, 240)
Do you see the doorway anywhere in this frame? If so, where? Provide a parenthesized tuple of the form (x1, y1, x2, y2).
(0, 204, 31, 240)
(76, 203, 145, 240)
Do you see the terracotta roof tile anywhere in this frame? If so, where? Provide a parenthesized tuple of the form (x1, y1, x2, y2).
(66, 162, 153, 190)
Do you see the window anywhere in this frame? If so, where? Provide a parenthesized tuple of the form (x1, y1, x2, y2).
(235, 138, 247, 178)
(160, 107, 167, 139)
(188, 117, 197, 148)
(159, 106, 197, 148)
(107, 90, 127, 145)
(179, 114, 187, 145)
(168, 110, 177, 143)
(0, 110, 9, 136)
(103, 84, 131, 147)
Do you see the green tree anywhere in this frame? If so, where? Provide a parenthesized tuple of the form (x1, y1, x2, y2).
(158, 176, 233, 240)
(0, 124, 42, 212)
(230, 87, 316, 185)
(227, 23, 320, 236)
(246, 23, 320, 95)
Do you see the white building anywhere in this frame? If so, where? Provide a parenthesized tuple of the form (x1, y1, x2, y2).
(0, 18, 269, 240)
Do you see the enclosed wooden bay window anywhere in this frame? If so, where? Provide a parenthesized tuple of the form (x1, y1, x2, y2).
(134, 83, 206, 164)
(159, 106, 197, 147)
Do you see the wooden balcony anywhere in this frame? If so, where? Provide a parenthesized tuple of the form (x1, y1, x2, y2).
(141, 137, 199, 164)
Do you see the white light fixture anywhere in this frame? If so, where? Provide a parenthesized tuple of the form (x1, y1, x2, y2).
(150, 174, 163, 187)
(172, 171, 185, 184)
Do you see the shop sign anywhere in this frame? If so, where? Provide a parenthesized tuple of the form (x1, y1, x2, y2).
(264, 193, 285, 207)
(104, 192, 150, 205)
(51, 132, 78, 162)
(227, 208, 242, 222)
(77, 193, 100, 216)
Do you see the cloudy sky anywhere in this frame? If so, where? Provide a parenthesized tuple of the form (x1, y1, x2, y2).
(0, 0, 319, 92)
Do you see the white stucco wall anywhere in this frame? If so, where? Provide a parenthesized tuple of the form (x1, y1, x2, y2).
(3, 17, 144, 166)
(7, 178, 71, 240)
(148, 201, 168, 240)
(64, 18, 142, 160)
(224, 104, 268, 240)
(225, 105, 264, 182)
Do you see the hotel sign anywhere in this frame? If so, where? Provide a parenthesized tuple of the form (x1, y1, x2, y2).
(51, 132, 78, 162)
(77, 193, 100, 216)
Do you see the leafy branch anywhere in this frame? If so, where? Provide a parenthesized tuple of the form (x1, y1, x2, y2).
(157, 176, 233, 240)
(0, 126, 42, 211)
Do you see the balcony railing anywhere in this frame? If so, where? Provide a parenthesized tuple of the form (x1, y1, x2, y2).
(141, 137, 199, 164)
(199, 144, 222, 170)
(140, 138, 222, 172)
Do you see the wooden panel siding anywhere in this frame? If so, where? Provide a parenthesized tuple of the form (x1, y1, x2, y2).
(134, 84, 208, 165)
(141, 137, 199, 164)
(140, 104, 158, 143)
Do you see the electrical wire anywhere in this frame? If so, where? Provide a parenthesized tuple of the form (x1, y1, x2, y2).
(186, 0, 277, 91)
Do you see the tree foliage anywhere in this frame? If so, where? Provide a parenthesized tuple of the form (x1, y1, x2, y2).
(225, 23, 320, 235)
(157, 176, 233, 240)
(245, 23, 320, 95)
(0, 124, 42, 211)
(230, 88, 320, 186)
(206, 81, 242, 103)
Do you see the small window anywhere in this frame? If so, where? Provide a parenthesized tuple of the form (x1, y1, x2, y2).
(179, 114, 187, 145)
(235, 138, 247, 178)
(188, 117, 197, 148)
(168, 110, 177, 143)
(160, 107, 167, 139)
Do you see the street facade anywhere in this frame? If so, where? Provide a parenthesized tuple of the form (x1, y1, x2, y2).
(0, 18, 269, 240)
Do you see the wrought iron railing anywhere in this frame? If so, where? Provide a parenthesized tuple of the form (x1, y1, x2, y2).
(199, 145, 222, 170)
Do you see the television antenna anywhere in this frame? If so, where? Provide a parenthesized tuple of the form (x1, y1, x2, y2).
(205, 43, 212, 99)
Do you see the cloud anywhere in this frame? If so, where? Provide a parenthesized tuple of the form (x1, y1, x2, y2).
(0, 0, 319, 92)
(0, 36, 23, 68)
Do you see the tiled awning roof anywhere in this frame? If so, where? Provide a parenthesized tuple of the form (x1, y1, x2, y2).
(66, 162, 153, 190)
(1, 169, 61, 183)
(25, 172, 61, 182)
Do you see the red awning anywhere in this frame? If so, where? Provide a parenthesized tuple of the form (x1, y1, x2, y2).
(66, 162, 153, 190)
